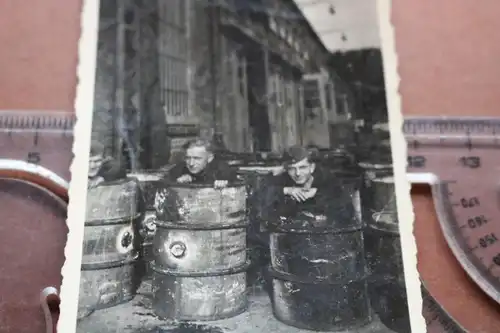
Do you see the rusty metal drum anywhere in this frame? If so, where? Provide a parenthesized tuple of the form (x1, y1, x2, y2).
(363, 175, 410, 333)
(268, 210, 371, 331)
(128, 170, 163, 278)
(151, 181, 250, 321)
(79, 177, 143, 316)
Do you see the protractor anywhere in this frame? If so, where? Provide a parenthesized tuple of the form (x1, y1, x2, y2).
(404, 117, 500, 332)
(0, 110, 74, 333)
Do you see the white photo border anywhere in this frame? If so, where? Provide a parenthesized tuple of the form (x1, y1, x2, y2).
(58, 0, 427, 331)
(377, 0, 426, 330)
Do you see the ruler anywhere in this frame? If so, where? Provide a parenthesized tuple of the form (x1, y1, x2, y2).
(0, 110, 74, 333)
(404, 116, 500, 332)
(421, 284, 466, 333)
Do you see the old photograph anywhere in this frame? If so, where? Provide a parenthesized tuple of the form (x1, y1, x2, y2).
(73, 0, 414, 332)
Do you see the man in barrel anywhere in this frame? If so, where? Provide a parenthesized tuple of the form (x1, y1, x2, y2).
(165, 137, 238, 189)
(266, 145, 354, 222)
(87, 143, 127, 188)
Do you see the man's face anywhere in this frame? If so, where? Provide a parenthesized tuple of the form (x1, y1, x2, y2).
(287, 158, 315, 185)
(88, 154, 103, 178)
(185, 146, 213, 174)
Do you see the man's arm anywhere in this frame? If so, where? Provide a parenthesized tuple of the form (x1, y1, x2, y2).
(98, 158, 126, 181)
(163, 163, 185, 182)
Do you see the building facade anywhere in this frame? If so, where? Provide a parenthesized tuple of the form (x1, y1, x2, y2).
(91, 0, 354, 170)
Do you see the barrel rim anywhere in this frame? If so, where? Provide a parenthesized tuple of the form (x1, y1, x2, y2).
(358, 162, 393, 169)
(366, 221, 400, 234)
(94, 176, 140, 187)
(372, 175, 395, 183)
(268, 266, 368, 285)
(159, 179, 246, 188)
(127, 169, 164, 176)
(150, 259, 251, 277)
(236, 169, 274, 176)
(127, 173, 163, 181)
(81, 251, 139, 271)
(154, 218, 249, 230)
(85, 212, 143, 226)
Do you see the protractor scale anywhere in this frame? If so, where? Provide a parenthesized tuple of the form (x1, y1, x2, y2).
(404, 117, 500, 332)
(0, 110, 74, 333)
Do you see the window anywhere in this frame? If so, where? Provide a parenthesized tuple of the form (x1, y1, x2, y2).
(303, 79, 321, 109)
(336, 94, 348, 115)
(325, 82, 333, 111)
(158, 0, 190, 122)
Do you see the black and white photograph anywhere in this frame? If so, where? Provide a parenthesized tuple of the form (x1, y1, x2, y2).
(70, 0, 418, 332)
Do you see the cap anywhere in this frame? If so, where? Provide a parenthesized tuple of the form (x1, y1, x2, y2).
(283, 146, 311, 166)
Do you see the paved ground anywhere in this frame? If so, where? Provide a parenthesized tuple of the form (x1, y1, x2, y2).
(76, 281, 398, 333)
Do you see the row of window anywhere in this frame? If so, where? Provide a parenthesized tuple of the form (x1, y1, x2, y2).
(268, 8, 310, 61)
(158, 0, 190, 122)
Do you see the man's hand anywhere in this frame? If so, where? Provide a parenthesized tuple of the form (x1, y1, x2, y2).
(284, 187, 318, 202)
(302, 188, 317, 200)
(214, 179, 228, 189)
(283, 187, 308, 202)
(176, 174, 193, 183)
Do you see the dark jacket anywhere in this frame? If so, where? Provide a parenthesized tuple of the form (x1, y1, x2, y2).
(264, 166, 356, 226)
(166, 157, 238, 184)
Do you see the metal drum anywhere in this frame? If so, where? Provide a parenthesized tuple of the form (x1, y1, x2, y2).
(268, 207, 371, 331)
(358, 152, 393, 224)
(79, 177, 143, 316)
(236, 162, 283, 293)
(332, 170, 364, 226)
(128, 171, 163, 279)
(314, 148, 356, 171)
(363, 175, 410, 333)
(151, 181, 250, 321)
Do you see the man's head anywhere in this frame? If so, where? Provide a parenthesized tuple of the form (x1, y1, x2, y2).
(183, 138, 214, 174)
(88, 142, 105, 178)
(283, 146, 316, 185)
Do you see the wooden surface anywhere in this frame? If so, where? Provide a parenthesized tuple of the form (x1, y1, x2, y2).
(1, 0, 500, 332)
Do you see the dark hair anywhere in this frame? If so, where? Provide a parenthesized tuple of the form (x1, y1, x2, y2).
(182, 137, 214, 154)
(283, 145, 315, 167)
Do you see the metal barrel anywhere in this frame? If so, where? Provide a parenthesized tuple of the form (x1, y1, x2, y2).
(127, 170, 164, 280)
(312, 148, 357, 171)
(151, 181, 250, 321)
(330, 170, 364, 226)
(79, 177, 143, 315)
(362, 175, 411, 333)
(267, 207, 371, 330)
(236, 162, 284, 294)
